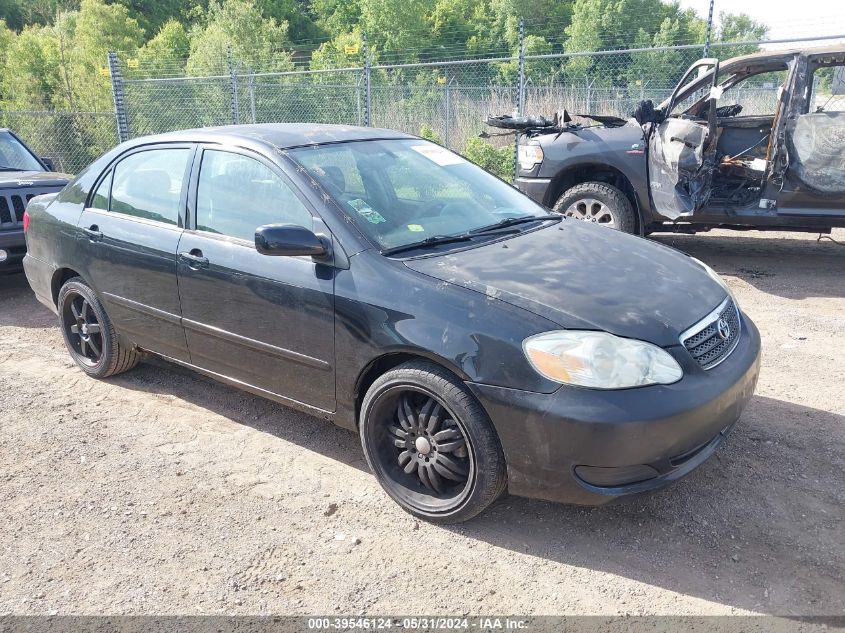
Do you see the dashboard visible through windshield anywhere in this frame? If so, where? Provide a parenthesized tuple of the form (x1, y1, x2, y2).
(288, 139, 550, 252)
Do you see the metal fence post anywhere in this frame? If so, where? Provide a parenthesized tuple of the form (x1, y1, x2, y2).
(363, 32, 372, 126)
(513, 17, 525, 182)
(444, 76, 452, 148)
(355, 73, 362, 126)
(227, 45, 240, 124)
(517, 17, 526, 115)
(703, 0, 715, 57)
(248, 70, 257, 124)
(107, 51, 130, 143)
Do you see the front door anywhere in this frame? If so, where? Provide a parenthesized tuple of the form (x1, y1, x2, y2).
(76, 145, 193, 361)
(176, 146, 336, 412)
(647, 58, 720, 219)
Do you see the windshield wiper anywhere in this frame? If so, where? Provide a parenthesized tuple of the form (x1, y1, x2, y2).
(469, 214, 560, 235)
(0, 166, 23, 171)
(381, 233, 474, 256)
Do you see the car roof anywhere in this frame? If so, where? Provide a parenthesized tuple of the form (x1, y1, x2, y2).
(717, 44, 845, 73)
(123, 123, 415, 152)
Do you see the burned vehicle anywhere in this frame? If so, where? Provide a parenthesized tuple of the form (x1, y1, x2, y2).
(511, 45, 845, 235)
(0, 129, 70, 272)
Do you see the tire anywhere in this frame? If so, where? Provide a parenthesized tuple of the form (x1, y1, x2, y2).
(553, 181, 637, 233)
(57, 277, 140, 378)
(359, 360, 507, 523)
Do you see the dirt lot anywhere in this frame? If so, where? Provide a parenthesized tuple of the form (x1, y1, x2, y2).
(0, 229, 843, 617)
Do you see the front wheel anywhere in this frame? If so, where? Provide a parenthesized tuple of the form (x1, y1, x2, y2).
(58, 277, 140, 378)
(553, 181, 637, 233)
(359, 360, 507, 523)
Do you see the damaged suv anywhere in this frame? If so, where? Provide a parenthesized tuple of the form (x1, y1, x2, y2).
(514, 46, 845, 235)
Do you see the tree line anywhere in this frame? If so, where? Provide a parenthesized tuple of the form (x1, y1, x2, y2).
(0, 0, 768, 113)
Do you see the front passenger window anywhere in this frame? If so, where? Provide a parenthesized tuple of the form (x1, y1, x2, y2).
(196, 150, 313, 242)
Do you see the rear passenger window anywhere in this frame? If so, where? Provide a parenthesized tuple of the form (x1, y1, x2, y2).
(110, 148, 190, 225)
(90, 170, 112, 210)
(195, 149, 313, 242)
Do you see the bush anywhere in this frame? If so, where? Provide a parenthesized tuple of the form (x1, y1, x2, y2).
(462, 137, 514, 181)
(418, 123, 442, 144)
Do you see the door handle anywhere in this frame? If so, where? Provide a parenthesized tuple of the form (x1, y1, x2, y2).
(179, 249, 209, 269)
(83, 225, 103, 241)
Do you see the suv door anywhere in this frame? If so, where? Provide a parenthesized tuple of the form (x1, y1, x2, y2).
(779, 54, 845, 216)
(76, 144, 193, 361)
(176, 146, 336, 412)
(647, 58, 720, 219)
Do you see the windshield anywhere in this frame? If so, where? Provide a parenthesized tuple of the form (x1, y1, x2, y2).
(287, 139, 548, 251)
(0, 131, 44, 172)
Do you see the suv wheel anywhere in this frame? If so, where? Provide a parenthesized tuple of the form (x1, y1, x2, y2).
(553, 181, 636, 233)
(58, 277, 140, 378)
(359, 360, 507, 523)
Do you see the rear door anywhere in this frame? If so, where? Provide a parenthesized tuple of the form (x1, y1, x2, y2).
(176, 146, 336, 412)
(76, 144, 194, 361)
(647, 58, 719, 219)
(778, 54, 845, 216)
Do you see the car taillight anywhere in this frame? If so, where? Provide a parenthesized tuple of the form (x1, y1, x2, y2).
(23, 209, 30, 232)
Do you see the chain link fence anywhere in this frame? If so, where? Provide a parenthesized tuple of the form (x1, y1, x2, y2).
(1, 32, 843, 176)
(0, 111, 117, 174)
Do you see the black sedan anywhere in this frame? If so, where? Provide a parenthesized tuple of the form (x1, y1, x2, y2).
(22, 124, 761, 522)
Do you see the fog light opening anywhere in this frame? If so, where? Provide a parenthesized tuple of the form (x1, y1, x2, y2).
(574, 464, 659, 488)
(0, 249, 8, 263)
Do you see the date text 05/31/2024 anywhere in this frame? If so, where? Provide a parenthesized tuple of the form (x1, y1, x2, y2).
(307, 617, 529, 630)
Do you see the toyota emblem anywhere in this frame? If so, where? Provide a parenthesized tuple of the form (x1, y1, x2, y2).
(716, 317, 731, 341)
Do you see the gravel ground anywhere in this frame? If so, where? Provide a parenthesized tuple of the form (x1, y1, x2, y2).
(0, 229, 843, 617)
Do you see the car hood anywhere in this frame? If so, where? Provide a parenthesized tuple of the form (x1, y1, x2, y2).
(403, 220, 727, 347)
(0, 170, 71, 187)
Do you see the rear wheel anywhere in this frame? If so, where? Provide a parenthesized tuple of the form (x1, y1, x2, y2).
(359, 360, 507, 523)
(58, 278, 140, 378)
(553, 181, 636, 233)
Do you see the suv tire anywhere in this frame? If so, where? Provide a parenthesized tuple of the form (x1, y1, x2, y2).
(359, 360, 507, 523)
(553, 181, 637, 233)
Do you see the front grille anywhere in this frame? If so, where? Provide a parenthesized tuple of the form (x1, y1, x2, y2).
(0, 186, 62, 230)
(682, 297, 741, 370)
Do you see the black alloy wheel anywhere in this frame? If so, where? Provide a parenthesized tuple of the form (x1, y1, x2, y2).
(58, 277, 140, 378)
(360, 360, 507, 523)
(62, 291, 104, 366)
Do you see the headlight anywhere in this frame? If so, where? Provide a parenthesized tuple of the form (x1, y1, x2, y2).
(523, 331, 683, 389)
(517, 143, 544, 170)
(691, 257, 736, 304)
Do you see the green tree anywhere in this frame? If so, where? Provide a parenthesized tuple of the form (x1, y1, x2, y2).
(715, 12, 767, 59)
(71, 0, 145, 111)
(187, 0, 293, 75)
(138, 19, 190, 76)
(310, 29, 365, 69)
(1, 25, 62, 109)
(312, 0, 363, 38)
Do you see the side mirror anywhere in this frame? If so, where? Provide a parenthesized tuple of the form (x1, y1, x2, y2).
(41, 157, 55, 171)
(255, 224, 329, 258)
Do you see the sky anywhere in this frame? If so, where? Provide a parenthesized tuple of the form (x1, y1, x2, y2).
(677, 0, 845, 43)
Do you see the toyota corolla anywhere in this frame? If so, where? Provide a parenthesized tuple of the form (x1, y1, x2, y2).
(22, 124, 761, 522)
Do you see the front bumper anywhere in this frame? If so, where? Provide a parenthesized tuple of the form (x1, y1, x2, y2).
(0, 230, 26, 273)
(467, 312, 761, 505)
(514, 176, 552, 206)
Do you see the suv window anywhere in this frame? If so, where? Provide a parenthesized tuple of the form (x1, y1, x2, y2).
(195, 150, 313, 242)
(718, 70, 787, 116)
(810, 64, 845, 113)
(110, 149, 190, 225)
